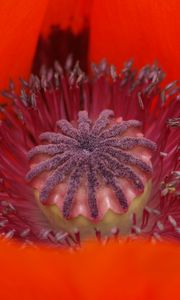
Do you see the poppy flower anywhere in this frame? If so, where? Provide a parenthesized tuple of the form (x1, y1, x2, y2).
(0, 0, 180, 298)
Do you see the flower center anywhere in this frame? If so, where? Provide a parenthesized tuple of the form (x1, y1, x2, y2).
(26, 109, 156, 237)
(77, 136, 95, 153)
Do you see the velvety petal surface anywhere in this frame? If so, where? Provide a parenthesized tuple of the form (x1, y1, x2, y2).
(90, 0, 180, 80)
(0, 239, 180, 299)
(0, 0, 48, 90)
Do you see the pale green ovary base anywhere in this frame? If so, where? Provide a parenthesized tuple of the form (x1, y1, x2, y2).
(35, 180, 152, 239)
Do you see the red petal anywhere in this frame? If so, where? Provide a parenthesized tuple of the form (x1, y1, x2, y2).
(0, 0, 48, 91)
(0, 239, 180, 299)
(90, 0, 180, 80)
